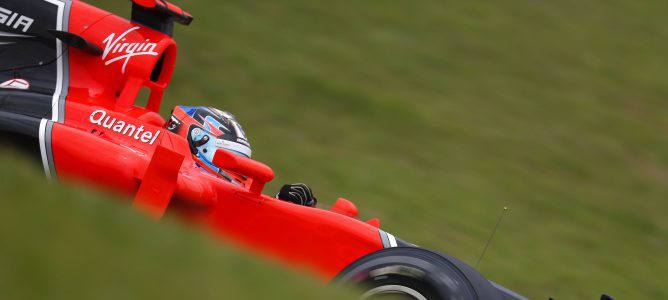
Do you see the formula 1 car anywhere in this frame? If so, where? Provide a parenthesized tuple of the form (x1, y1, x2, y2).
(0, 1, 526, 299)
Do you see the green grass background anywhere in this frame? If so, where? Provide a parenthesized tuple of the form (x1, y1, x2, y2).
(3, 0, 668, 299)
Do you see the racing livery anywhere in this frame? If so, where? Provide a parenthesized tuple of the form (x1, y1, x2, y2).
(0, 1, 526, 299)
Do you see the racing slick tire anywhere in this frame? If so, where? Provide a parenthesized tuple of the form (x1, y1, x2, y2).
(336, 247, 502, 300)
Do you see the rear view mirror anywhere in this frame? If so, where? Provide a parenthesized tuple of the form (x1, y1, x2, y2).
(212, 149, 274, 194)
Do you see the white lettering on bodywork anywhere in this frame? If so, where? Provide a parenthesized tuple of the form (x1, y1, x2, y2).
(102, 27, 158, 74)
(0, 7, 34, 33)
(89, 109, 161, 145)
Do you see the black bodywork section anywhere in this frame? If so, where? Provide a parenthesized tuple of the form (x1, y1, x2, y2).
(1, 0, 67, 164)
(0, 110, 42, 161)
(131, 1, 193, 37)
(0, 0, 65, 119)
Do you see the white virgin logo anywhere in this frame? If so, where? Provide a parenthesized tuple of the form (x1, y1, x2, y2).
(102, 26, 158, 74)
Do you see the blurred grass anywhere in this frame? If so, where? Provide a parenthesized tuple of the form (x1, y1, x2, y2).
(0, 151, 354, 300)
(3, 0, 668, 299)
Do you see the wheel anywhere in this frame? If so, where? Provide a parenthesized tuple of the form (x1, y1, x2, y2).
(336, 247, 502, 300)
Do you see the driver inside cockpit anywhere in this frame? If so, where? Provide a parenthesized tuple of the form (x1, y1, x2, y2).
(165, 106, 317, 207)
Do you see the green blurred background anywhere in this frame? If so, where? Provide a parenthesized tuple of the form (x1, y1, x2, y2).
(2, 0, 668, 299)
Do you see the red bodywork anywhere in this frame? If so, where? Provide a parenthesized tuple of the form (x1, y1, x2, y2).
(47, 0, 386, 279)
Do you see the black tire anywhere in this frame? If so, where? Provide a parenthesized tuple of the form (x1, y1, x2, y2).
(336, 247, 502, 300)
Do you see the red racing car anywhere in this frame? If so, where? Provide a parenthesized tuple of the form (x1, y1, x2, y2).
(0, 1, 527, 299)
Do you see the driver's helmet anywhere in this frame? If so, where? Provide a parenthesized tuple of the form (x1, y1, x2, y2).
(166, 105, 251, 180)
